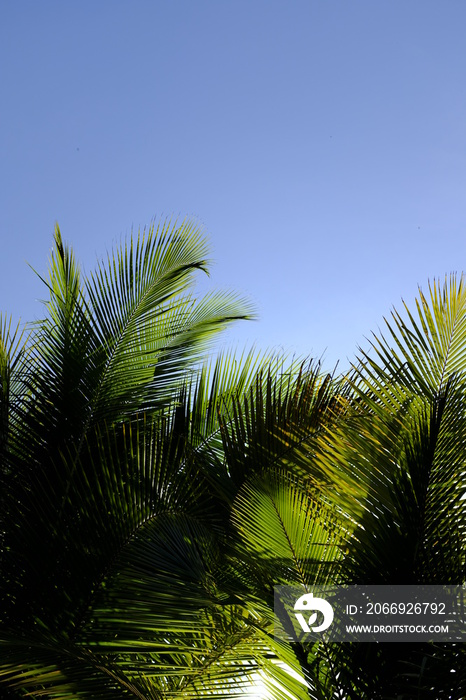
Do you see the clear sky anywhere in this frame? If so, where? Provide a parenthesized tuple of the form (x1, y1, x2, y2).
(2, 0, 466, 372)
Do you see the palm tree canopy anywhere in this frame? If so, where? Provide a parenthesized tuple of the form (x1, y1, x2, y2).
(2, 221, 466, 700)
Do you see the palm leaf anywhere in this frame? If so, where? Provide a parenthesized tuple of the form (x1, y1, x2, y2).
(231, 471, 346, 587)
(309, 275, 466, 697)
(85, 219, 255, 421)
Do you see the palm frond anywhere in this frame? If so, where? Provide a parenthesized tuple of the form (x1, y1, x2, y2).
(231, 471, 347, 587)
(354, 274, 466, 403)
(85, 219, 255, 421)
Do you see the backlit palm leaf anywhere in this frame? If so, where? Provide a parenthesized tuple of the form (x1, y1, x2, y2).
(312, 275, 466, 698)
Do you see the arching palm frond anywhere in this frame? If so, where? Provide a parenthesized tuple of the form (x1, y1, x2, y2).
(348, 274, 466, 585)
(28, 220, 254, 441)
(318, 275, 466, 699)
(85, 220, 255, 422)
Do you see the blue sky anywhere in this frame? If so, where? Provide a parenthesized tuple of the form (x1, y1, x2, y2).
(2, 0, 466, 372)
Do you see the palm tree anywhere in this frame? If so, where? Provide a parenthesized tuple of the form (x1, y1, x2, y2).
(222, 275, 466, 698)
(333, 274, 466, 698)
(0, 219, 274, 698)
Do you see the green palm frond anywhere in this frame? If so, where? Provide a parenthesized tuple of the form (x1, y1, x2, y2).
(23, 220, 254, 457)
(85, 219, 255, 421)
(340, 275, 466, 585)
(231, 471, 346, 587)
(304, 276, 466, 697)
(355, 273, 466, 403)
(18, 225, 100, 475)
